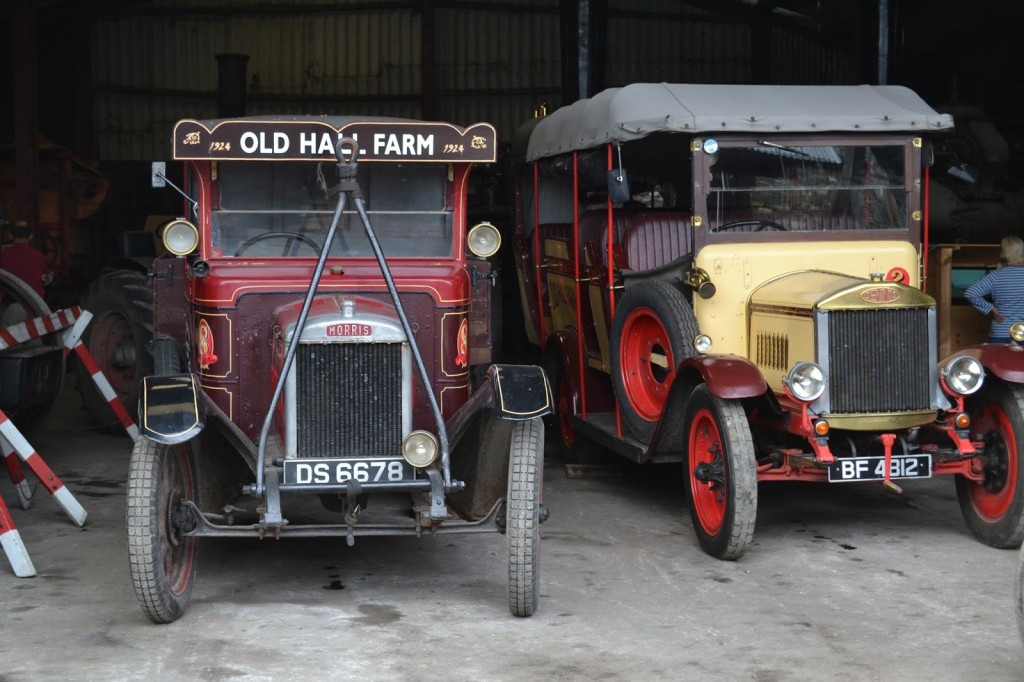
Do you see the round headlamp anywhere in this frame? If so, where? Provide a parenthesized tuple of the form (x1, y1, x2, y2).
(941, 355, 984, 395)
(784, 362, 826, 402)
(162, 219, 199, 256)
(401, 430, 439, 468)
(1010, 322, 1024, 343)
(467, 221, 501, 258)
(694, 335, 712, 354)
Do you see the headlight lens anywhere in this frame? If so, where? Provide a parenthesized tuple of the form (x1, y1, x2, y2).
(467, 221, 501, 258)
(784, 362, 826, 402)
(401, 430, 439, 468)
(162, 219, 199, 256)
(694, 335, 712, 354)
(1010, 322, 1024, 343)
(941, 355, 984, 395)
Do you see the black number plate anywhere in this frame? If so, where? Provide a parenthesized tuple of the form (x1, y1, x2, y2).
(283, 458, 414, 486)
(827, 454, 932, 483)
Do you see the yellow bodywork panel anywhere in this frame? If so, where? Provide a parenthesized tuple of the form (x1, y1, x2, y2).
(693, 240, 920, 357)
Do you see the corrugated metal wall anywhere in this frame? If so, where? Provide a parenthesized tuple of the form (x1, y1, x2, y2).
(91, 1, 854, 160)
(605, 3, 753, 85)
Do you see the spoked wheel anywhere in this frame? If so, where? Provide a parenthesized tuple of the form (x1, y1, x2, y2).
(127, 436, 198, 623)
(956, 383, 1024, 548)
(610, 280, 697, 443)
(507, 418, 544, 617)
(684, 385, 756, 560)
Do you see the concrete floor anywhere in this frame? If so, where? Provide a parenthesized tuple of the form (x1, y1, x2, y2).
(2, 385, 1023, 682)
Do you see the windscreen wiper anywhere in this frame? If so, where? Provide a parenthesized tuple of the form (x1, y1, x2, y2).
(757, 140, 812, 158)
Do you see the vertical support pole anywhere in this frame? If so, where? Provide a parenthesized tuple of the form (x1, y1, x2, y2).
(877, 0, 890, 85)
(13, 4, 39, 232)
(923, 165, 930, 282)
(532, 163, 546, 342)
(572, 151, 586, 417)
(606, 143, 622, 437)
(421, 0, 436, 120)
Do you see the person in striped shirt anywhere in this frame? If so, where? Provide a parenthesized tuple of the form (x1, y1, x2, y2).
(965, 234, 1024, 343)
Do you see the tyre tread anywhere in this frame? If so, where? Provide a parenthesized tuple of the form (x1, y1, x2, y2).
(126, 436, 195, 623)
(507, 418, 544, 617)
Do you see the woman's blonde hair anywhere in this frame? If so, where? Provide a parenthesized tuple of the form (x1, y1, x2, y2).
(1001, 234, 1024, 266)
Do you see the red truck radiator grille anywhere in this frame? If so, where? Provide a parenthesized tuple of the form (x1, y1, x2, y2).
(295, 343, 404, 457)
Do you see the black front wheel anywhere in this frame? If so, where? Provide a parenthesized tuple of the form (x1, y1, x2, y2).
(127, 436, 198, 623)
(507, 418, 544, 617)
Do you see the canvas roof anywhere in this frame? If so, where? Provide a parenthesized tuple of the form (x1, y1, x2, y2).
(525, 83, 954, 161)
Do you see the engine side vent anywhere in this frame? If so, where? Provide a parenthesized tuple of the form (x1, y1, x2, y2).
(756, 332, 789, 372)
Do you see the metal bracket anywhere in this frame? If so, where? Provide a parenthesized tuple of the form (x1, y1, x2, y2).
(425, 468, 448, 521)
(262, 466, 283, 528)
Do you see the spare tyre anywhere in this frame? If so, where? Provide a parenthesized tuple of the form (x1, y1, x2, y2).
(610, 280, 697, 443)
(74, 269, 153, 434)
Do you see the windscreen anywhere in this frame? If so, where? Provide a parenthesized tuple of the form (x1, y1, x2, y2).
(705, 142, 908, 234)
(210, 161, 452, 258)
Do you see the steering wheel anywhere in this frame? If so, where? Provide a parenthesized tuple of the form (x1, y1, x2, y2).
(710, 219, 787, 233)
(234, 232, 321, 256)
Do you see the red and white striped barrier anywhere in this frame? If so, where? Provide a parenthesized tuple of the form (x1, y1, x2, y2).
(1, 436, 33, 510)
(66, 338, 140, 442)
(0, 306, 103, 577)
(0, 494, 34, 577)
(0, 412, 87, 528)
(0, 306, 81, 351)
(55, 310, 140, 441)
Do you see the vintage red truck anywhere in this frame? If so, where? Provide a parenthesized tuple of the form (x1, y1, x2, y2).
(130, 116, 551, 622)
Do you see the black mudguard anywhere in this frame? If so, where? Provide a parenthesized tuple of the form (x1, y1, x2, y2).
(487, 363, 553, 420)
(141, 373, 257, 480)
(139, 374, 203, 443)
(446, 364, 551, 521)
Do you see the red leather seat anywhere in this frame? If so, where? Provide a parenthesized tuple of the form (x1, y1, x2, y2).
(622, 212, 691, 271)
(577, 211, 633, 267)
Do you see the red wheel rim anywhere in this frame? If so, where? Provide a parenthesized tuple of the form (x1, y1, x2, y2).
(688, 407, 726, 535)
(619, 307, 675, 421)
(162, 444, 196, 596)
(557, 373, 576, 449)
(91, 311, 138, 397)
(969, 402, 1019, 521)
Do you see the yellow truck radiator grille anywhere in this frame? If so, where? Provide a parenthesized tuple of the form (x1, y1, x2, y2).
(826, 308, 932, 413)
